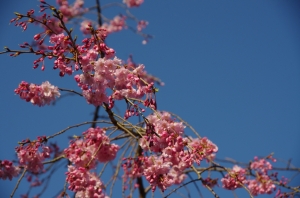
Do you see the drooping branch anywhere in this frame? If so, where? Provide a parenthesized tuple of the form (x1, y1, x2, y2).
(91, 0, 105, 128)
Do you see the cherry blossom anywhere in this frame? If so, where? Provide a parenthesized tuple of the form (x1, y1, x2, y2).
(101, 16, 127, 34)
(14, 81, 60, 106)
(123, 0, 144, 8)
(15, 142, 50, 173)
(137, 20, 148, 32)
(250, 157, 273, 174)
(66, 166, 108, 198)
(221, 165, 247, 190)
(56, 0, 87, 21)
(188, 137, 218, 164)
(64, 127, 119, 169)
(0, 160, 20, 180)
(3, 1, 298, 197)
(247, 174, 276, 196)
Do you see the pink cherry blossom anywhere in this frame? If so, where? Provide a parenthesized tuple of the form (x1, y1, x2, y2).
(137, 20, 148, 32)
(101, 16, 126, 34)
(221, 165, 247, 190)
(80, 20, 93, 34)
(123, 0, 144, 8)
(188, 137, 218, 164)
(247, 174, 276, 196)
(0, 160, 20, 180)
(16, 142, 50, 173)
(14, 81, 60, 106)
(66, 166, 108, 198)
(56, 0, 87, 21)
(128, 111, 218, 192)
(250, 157, 273, 174)
(64, 127, 119, 169)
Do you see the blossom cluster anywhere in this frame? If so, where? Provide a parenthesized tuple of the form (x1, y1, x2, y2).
(5, 1, 296, 198)
(123, 0, 144, 8)
(221, 165, 248, 190)
(64, 127, 119, 169)
(56, 0, 87, 21)
(137, 20, 148, 32)
(14, 81, 60, 107)
(11, 1, 155, 108)
(102, 16, 127, 34)
(74, 55, 155, 107)
(221, 157, 277, 196)
(0, 160, 20, 180)
(66, 166, 108, 198)
(15, 140, 50, 173)
(123, 111, 218, 192)
(64, 127, 119, 196)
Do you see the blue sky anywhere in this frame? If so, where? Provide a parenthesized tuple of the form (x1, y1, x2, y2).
(0, 0, 299, 197)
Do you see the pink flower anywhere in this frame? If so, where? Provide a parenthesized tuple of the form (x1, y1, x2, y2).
(137, 20, 148, 32)
(250, 157, 272, 174)
(66, 166, 108, 198)
(221, 165, 247, 190)
(16, 143, 50, 173)
(56, 0, 87, 21)
(101, 16, 126, 34)
(64, 127, 119, 169)
(123, 0, 144, 7)
(0, 160, 20, 180)
(143, 156, 172, 192)
(80, 20, 92, 34)
(247, 174, 276, 196)
(14, 81, 60, 106)
(188, 137, 218, 164)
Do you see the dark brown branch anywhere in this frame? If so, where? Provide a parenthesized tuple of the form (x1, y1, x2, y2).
(95, 0, 103, 27)
(102, 103, 140, 139)
(91, 0, 105, 128)
(91, 106, 101, 128)
(136, 146, 146, 198)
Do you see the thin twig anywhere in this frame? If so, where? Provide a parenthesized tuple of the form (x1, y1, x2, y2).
(10, 168, 27, 198)
(58, 88, 83, 96)
(43, 155, 65, 164)
(46, 120, 112, 140)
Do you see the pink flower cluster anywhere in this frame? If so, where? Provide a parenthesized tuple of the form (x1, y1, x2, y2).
(56, 0, 87, 21)
(66, 166, 108, 198)
(15, 141, 50, 173)
(74, 55, 155, 106)
(188, 137, 218, 164)
(221, 157, 276, 196)
(80, 20, 93, 35)
(137, 20, 148, 32)
(12, 4, 156, 109)
(64, 127, 119, 169)
(14, 81, 60, 106)
(123, 0, 144, 8)
(221, 165, 248, 190)
(122, 112, 218, 192)
(0, 160, 20, 180)
(247, 157, 276, 196)
(101, 16, 127, 34)
(64, 127, 119, 196)
(275, 189, 293, 198)
(49, 33, 75, 76)
(35, 28, 114, 76)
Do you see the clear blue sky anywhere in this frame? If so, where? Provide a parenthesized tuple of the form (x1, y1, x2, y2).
(0, 0, 299, 197)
